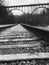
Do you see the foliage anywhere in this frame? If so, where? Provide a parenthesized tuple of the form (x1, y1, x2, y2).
(0, 4, 15, 24)
(15, 9, 49, 26)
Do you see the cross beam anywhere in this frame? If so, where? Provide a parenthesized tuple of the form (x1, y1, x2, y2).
(3, 3, 49, 8)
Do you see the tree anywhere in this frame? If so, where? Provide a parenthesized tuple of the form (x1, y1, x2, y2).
(0, 4, 9, 24)
(0, 0, 4, 5)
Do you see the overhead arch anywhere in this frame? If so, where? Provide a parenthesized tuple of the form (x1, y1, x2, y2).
(31, 7, 49, 14)
(9, 9, 26, 15)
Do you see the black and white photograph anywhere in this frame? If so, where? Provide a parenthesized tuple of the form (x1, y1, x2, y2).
(0, 0, 49, 65)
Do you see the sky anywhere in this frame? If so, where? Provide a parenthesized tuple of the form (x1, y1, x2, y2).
(1, 0, 49, 6)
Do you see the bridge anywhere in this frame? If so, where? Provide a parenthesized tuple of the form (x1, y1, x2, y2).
(3, 3, 49, 14)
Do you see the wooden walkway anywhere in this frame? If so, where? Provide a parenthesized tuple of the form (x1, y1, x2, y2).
(0, 24, 48, 61)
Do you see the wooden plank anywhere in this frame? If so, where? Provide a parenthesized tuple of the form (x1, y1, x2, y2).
(0, 53, 49, 61)
(11, 38, 38, 41)
(0, 42, 40, 48)
(0, 38, 40, 42)
(6, 36, 26, 38)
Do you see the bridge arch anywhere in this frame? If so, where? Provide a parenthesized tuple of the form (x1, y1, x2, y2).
(9, 8, 26, 15)
(31, 7, 49, 14)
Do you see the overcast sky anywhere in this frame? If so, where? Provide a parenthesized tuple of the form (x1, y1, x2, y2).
(1, 0, 49, 6)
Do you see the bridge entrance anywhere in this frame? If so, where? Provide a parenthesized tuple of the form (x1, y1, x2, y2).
(2, 3, 49, 25)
